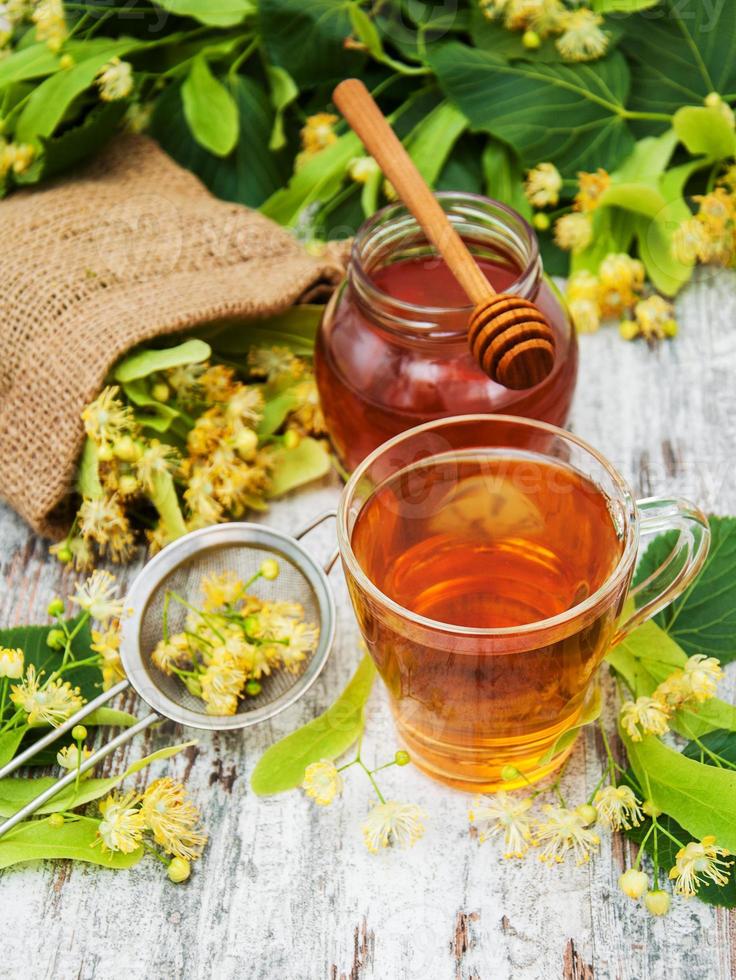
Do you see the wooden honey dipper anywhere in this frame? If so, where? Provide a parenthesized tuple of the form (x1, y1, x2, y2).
(333, 79, 556, 390)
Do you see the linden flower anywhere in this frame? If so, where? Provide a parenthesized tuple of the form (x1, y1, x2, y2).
(71, 569, 125, 623)
(0, 141, 34, 176)
(185, 467, 224, 527)
(535, 805, 601, 865)
(96, 57, 134, 102)
(151, 633, 191, 675)
(682, 654, 723, 702)
(201, 571, 244, 610)
(504, 0, 564, 34)
(200, 365, 238, 403)
(78, 494, 135, 563)
(141, 778, 207, 860)
(597, 253, 645, 317)
(302, 759, 343, 806)
(200, 651, 246, 716)
(0, 646, 24, 679)
(593, 785, 644, 831)
(226, 388, 265, 431)
(690, 189, 736, 265)
(554, 213, 592, 254)
(524, 163, 562, 209)
(556, 8, 608, 62)
(619, 867, 648, 900)
(362, 801, 426, 854)
(575, 168, 611, 213)
(620, 696, 670, 742)
(248, 346, 301, 382)
(669, 836, 732, 897)
(300, 112, 338, 157)
(469, 792, 534, 858)
(32, 0, 65, 51)
(672, 218, 710, 266)
(98, 791, 146, 853)
(136, 440, 179, 493)
(279, 621, 320, 673)
(10, 665, 84, 726)
(81, 386, 134, 447)
(621, 294, 678, 342)
(566, 270, 601, 334)
(57, 743, 92, 773)
(348, 156, 380, 184)
(166, 362, 204, 404)
(91, 624, 125, 689)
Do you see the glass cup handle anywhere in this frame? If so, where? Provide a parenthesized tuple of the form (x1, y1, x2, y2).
(613, 496, 711, 644)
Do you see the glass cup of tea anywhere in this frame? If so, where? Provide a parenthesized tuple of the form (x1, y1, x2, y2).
(337, 415, 710, 792)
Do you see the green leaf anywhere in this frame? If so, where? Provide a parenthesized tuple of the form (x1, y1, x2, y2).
(623, 0, 736, 119)
(152, 75, 290, 208)
(206, 306, 321, 357)
(114, 339, 211, 383)
(612, 130, 679, 182)
(482, 139, 532, 219)
(538, 687, 602, 765)
(606, 620, 736, 738)
(592, 0, 658, 9)
(257, 389, 301, 439)
(181, 56, 239, 157)
(429, 42, 634, 175)
(633, 212, 693, 296)
(266, 65, 298, 151)
(0, 740, 195, 818)
(0, 815, 142, 870)
(349, 5, 383, 59)
(155, 0, 255, 27)
(83, 708, 137, 728)
(251, 654, 376, 795)
(0, 44, 60, 90)
(77, 437, 103, 500)
(267, 437, 331, 497)
(405, 101, 467, 187)
(259, 0, 365, 86)
(634, 517, 736, 663)
(27, 99, 127, 184)
(15, 41, 139, 141)
(0, 729, 28, 769)
(624, 730, 736, 908)
(120, 380, 185, 434)
(621, 724, 736, 851)
(149, 470, 187, 541)
(673, 106, 736, 159)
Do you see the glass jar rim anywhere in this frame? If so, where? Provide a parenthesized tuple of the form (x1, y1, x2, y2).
(337, 414, 640, 639)
(350, 192, 542, 323)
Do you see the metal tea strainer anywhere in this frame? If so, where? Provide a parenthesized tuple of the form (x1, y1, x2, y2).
(0, 514, 338, 837)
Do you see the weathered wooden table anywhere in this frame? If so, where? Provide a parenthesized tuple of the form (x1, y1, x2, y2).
(2, 268, 736, 980)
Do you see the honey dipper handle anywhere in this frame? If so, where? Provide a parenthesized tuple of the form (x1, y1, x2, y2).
(333, 79, 494, 306)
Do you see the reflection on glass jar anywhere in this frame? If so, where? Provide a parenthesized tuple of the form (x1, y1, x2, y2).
(315, 193, 578, 472)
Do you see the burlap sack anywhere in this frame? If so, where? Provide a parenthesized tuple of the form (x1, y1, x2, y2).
(0, 134, 346, 539)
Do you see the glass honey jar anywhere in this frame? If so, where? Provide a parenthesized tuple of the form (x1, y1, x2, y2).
(314, 193, 578, 471)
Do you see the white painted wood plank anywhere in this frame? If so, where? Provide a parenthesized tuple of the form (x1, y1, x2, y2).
(1, 268, 735, 980)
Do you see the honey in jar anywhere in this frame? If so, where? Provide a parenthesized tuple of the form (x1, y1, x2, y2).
(315, 194, 578, 471)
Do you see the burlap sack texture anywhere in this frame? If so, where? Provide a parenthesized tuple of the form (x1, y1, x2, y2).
(0, 134, 347, 539)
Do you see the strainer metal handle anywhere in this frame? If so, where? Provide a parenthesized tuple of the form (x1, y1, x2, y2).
(294, 509, 339, 573)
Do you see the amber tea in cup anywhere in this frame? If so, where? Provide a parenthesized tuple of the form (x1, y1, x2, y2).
(337, 416, 709, 791)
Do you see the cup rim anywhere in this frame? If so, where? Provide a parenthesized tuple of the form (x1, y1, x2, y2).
(337, 414, 640, 638)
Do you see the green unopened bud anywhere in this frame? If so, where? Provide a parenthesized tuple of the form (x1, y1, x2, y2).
(575, 803, 598, 827)
(522, 29, 541, 49)
(244, 614, 262, 639)
(642, 799, 662, 818)
(48, 812, 65, 828)
(47, 597, 65, 618)
(394, 750, 410, 766)
(235, 428, 258, 460)
(55, 544, 73, 564)
(501, 765, 523, 782)
(705, 91, 723, 108)
(167, 857, 191, 883)
(245, 679, 262, 697)
(47, 628, 66, 651)
(151, 382, 170, 403)
(59, 54, 75, 70)
(260, 558, 279, 581)
(644, 889, 671, 916)
(532, 212, 551, 231)
(619, 868, 648, 900)
(113, 435, 141, 463)
(283, 429, 301, 450)
(72, 725, 87, 742)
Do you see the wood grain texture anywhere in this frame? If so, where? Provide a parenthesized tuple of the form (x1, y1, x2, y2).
(2, 267, 736, 980)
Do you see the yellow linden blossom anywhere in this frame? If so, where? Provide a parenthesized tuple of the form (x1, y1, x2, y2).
(566, 270, 601, 334)
(10, 665, 84, 726)
(0, 141, 35, 177)
(593, 785, 643, 831)
(669, 836, 732, 897)
(200, 650, 246, 716)
(136, 440, 180, 494)
(71, 569, 125, 623)
(97, 791, 146, 853)
(296, 113, 338, 170)
(78, 493, 135, 563)
(556, 8, 608, 62)
(248, 346, 301, 382)
(201, 571, 245, 610)
(348, 156, 380, 184)
(505, 0, 564, 34)
(362, 801, 426, 854)
(32, 0, 65, 51)
(620, 696, 671, 742)
(141, 778, 207, 860)
(96, 58, 133, 102)
(57, 743, 92, 773)
(620, 294, 678, 342)
(554, 213, 592, 253)
(81, 385, 135, 448)
(656, 654, 723, 707)
(524, 162, 562, 209)
(469, 792, 534, 858)
(91, 624, 125, 689)
(574, 168, 610, 213)
(200, 365, 239, 404)
(302, 760, 343, 806)
(535, 805, 600, 864)
(597, 253, 645, 317)
(152, 633, 191, 675)
(0, 646, 24, 679)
